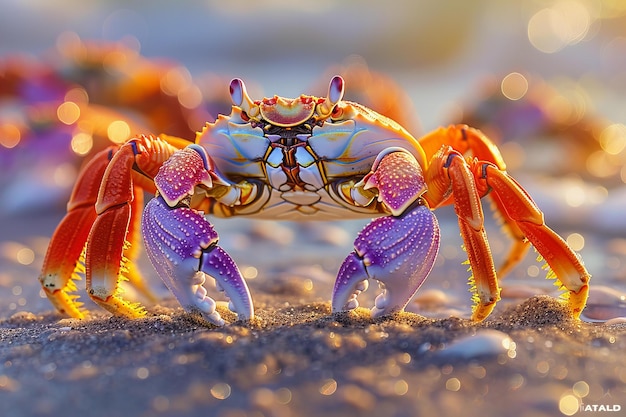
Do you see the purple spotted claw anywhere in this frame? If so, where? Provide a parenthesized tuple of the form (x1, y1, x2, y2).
(142, 195, 253, 326)
(332, 199, 440, 318)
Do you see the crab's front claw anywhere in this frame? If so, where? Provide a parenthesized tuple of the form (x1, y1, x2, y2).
(332, 203, 440, 318)
(142, 196, 253, 326)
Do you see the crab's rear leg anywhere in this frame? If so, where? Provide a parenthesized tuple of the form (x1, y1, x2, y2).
(84, 135, 182, 317)
(332, 149, 440, 318)
(442, 152, 501, 321)
(481, 164, 590, 318)
(436, 150, 589, 320)
(420, 125, 531, 278)
(141, 145, 255, 325)
(39, 148, 114, 318)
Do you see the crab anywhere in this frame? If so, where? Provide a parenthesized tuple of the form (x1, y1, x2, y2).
(38, 75, 590, 325)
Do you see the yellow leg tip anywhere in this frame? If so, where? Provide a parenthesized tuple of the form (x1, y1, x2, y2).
(45, 290, 86, 319)
(471, 302, 497, 322)
(568, 285, 589, 320)
(92, 296, 147, 318)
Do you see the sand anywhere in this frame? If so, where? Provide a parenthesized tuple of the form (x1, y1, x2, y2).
(0, 208, 625, 417)
(1, 287, 625, 417)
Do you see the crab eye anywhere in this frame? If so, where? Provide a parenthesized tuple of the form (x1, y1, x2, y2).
(230, 78, 245, 106)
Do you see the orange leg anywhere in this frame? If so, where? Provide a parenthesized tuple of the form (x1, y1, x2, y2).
(420, 125, 534, 279)
(425, 143, 590, 320)
(443, 152, 501, 321)
(39, 148, 116, 318)
(39, 134, 182, 318)
(482, 165, 590, 318)
(118, 190, 159, 304)
(85, 135, 180, 317)
(418, 124, 507, 171)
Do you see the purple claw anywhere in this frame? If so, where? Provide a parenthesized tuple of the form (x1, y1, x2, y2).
(142, 196, 253, 325)
(332, 203, 440, 318)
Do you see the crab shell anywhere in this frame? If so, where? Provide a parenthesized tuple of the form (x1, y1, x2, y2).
(194, 76, 427, 221)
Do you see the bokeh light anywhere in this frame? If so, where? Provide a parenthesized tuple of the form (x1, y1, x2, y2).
(210, 382, 232, 400)
(160, 67, 193, 96)
(0, 124, 21, 149)
(572, 380, 590, 398)
(64, 88, 89, 104)
(528, 1, 592, 53)
(501, 72, 528, 101)
(178, 85, 203, 109)
(70, 132, 94, 155)
(598, 124, 626, 156)
(559, 394, 580, 416)
(57, 101, 81, 125)
(586, 150, 621, 179)
(566, 233, 585, 251)
(16, 248, 35, 266)
(107, 120, 131, 143)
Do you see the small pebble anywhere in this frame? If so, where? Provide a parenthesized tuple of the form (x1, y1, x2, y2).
(583, 305, 626, 322)
(586, 285, 626, 305)
(500, 284, 551, 300)
(436, 329, 515, 360)
(8, 311, 38, 322)
(413, 289, 450, 307)
(604, 317, 626, 325)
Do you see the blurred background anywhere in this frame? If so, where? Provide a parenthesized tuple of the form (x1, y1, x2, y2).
(1, 0, 625, 320)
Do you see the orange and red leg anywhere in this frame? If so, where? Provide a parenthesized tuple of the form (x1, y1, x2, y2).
(39, 148, 115, 318)
(39, 135, 180, 318)
(420, 124, 531, 278)
(427, 136, 590, 320)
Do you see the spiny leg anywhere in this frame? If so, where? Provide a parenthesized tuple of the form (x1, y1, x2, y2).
(85, 135, 180, 317)
(86, 188, 149, 316)
(117, 189, 159, 304)
(39, 148, 116, 318)
(444, 152, 501, 321)
(332, 150, 440, 318)
(459, 127, 532, 278)
(419, 124, 531, 279)
(481, 164, 590, 318)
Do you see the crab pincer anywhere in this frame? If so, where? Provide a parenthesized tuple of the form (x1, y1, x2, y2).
(142, 145, 253, 325)
(332, 149, 440, 317)
(333, 203, 440, 317)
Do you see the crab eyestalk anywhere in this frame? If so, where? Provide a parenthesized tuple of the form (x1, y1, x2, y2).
(317, 75, 345, 118)
(229, 78, 259, 118)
